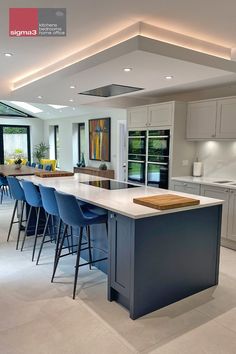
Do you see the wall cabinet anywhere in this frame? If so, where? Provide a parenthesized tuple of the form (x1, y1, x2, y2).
(187, 97, 236, 140)
(187, 100, 217, 140)
(171, 181, 200, 195)
(127, 102, 173, 129)
(127, 107, 148, 129)
(216, 98, 236, 138)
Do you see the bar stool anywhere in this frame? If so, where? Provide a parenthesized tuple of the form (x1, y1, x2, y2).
(53, 191, 108, 299)
(31, 163, 36, 168)
(20, 180, 43, 261)
(37, 164, 43, 169)
(6, 177, 26, 249)
(36, 185, 63, 265)
(26, 161, 31, 166)
(0, 174, 10, 204)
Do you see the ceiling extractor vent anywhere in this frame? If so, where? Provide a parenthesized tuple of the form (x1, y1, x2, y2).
(79, 84, 143, 97)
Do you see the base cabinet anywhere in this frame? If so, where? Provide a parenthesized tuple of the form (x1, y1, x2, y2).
(200, 185, 236, 244)
(227, 190, 236, 242)
(171, 181, 200, 195)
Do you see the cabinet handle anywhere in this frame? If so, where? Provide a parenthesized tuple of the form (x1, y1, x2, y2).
(110, 213, 116, 219)
(225, 189, 229, 192)
(183, 183, 187, 186)
(211, 134, 216, 137)
(231, 190, 234, 194)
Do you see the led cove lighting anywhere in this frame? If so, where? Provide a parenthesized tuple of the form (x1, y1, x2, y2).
(4, 53, 13, 57)
(48, 104, 68, 109)
(10, 101, 43, 113)
(165, 75, 173, 80)
(123, 68, 132, 72)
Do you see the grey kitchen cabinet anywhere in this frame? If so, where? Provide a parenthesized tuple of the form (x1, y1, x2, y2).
(148, 102, 173, 127)
(200, 185, 229, 240)
(187, 100, 217, 140)
(227, 189, 236, 242)
(171, 180, 200, 195)
(187, 97, 236, 140)
(127, 106, 148, 129)
(127, 102, 173, 129)
(216, 98, 236, 138)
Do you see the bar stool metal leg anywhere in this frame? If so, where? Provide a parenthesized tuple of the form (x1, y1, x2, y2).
(36, 213, 50, 265)
(86, 225, 93, 270)
(21, 205, 32, 251)
(53, 219, 62, 267)
(16, 201, 25, 250)
(32, 207, 41, 262)
(7, 200, 18, 242)
(51, 224, 68, 282)
(73, 227, 83, 299)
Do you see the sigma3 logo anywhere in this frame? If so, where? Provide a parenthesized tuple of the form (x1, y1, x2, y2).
(10, 30, 38, 37)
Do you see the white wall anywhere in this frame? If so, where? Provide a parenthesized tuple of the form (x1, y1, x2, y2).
(43, 108, 127, 176)
(0, 117, 44, 161)
(196, 141, 236, 179)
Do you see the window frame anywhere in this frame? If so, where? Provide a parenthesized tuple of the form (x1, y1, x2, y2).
(0, 124, 31, 164)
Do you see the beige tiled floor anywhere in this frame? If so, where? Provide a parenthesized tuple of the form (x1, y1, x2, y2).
(1, 200, 236, 354)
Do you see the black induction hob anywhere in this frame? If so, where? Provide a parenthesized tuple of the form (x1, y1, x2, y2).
(80, 179, 139, 190)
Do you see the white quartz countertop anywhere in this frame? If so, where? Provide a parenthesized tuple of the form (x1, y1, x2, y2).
(20, 173, 223, 219)
(172, 176, 236, 189)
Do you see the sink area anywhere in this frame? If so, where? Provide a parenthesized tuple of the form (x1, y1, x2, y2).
(213, 180, 233, 184)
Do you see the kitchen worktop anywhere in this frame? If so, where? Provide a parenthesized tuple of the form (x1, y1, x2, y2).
(172, 176, 236, 189)
(20, 173, 223, 219)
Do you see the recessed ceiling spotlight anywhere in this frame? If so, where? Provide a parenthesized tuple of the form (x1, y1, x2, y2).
(165, 75, 173, 80)
(70, 85, 76, 89)
(4, 53, 13, 57)
(69, 99, 74, 102)
(37, 95, 43, 99)
(72, 107, 76, 111)
(123, 68, 132, 72)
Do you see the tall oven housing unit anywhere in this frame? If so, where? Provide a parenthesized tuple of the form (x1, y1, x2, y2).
(127, 101, 195, 188)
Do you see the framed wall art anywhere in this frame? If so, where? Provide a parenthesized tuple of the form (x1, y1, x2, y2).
(89, 117, 111, 161)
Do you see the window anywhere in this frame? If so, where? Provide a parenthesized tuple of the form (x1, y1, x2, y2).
(0, 125, 31, 164)
(78, 123, 85, 162)
(54, 125, 59, 167)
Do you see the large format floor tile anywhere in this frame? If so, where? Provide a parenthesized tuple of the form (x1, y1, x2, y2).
(1, 201, 236, 353)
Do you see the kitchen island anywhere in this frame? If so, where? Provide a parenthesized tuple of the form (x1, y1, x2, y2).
(20, 173, 223, 319)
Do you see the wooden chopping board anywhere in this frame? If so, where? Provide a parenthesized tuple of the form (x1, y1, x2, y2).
(34, 171, 74, 178)
(133, 194, 200, 210)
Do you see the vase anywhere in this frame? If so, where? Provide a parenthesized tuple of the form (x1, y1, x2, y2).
(14, 164, 22, 170)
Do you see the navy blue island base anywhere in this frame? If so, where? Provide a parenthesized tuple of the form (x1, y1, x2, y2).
(107, 205, 221, 319)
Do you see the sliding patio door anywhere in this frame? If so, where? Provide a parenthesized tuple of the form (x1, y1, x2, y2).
(0, 125, 31, 164)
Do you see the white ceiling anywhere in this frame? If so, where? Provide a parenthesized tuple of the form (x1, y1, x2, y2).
(2, 0, 236, 109)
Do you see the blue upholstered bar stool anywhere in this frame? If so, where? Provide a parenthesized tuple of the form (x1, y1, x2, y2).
(21, 180, 43, 261)
(53, 191, 108, 299)
(0, 174, 10, 204)
(37, 164, 43, 169)
(36, 185, 63, 265)
(6, 177, 26, 249)
(31, 162, 36, 168)
(26, 161, 31, 166)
